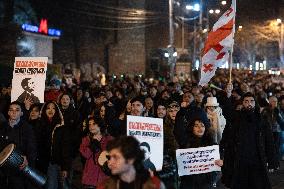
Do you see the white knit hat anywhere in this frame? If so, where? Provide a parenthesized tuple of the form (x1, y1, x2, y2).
(205, 97, 219, 107)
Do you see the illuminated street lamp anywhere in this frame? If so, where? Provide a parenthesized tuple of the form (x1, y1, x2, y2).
(193, 3, 200, 11)
(215, 9, 221, 14)
(186, 3, 200, 11)
(221, 1, 227, 5)
(209, 9, 221, 14)
(186, 5, 193, 10)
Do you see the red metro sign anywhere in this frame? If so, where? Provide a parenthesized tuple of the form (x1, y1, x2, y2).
(21, 18, 61, 37)
(38, 19, 48, 34)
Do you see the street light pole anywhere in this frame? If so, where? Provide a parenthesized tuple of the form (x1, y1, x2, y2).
(280, 22, 284, 68)
(277, 18, 284, 69)
(198, 0, 203, 79)
(168, 0, 175, 80)
(169, 0, 174, 46)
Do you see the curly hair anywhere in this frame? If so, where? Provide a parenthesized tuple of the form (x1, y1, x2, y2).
(86, 116, 106, 134)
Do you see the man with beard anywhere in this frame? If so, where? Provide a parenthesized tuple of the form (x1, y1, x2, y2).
(221, 92, 278, 189)
(130, 97, 145, 117)
(155, 102, 167, 119)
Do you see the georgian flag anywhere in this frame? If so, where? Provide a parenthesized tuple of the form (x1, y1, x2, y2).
(199, 0, 236, 86)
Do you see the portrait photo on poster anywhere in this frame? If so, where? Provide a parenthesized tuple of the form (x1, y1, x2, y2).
(140, 141, 156, 172)
(11, 76, 45, 103)
(16, 77, 40, 103)
(11, 57, 48, 103)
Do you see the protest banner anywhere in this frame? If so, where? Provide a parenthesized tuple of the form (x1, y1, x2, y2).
(11, 57, 48, 103)
(127, 115, 163, 171)
(176, 145, 221, 176)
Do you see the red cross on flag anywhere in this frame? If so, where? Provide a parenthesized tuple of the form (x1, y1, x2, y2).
(199, 0, 236, 86)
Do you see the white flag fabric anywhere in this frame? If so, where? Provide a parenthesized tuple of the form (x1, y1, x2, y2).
(199, 0, 236, 86)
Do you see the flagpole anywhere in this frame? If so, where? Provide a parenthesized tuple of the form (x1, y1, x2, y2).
(229, 50, 233, 83)
(229, 0, 237, 84)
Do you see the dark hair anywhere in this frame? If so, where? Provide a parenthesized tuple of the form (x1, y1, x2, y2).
(21, 78, 31, 89)
(30, 103, 42, 111)
(29, 103, 42, 120)
(140, 142, 150, 152)
(59, 92, 73, 103)
(107, 136, 146, 174)
(9, 101, 23, 111)
(242, 92, 261, 111)
(87, 116, 106, 134)
(130, 96, 145, 106)
(241, 92, 255, 101)
(40, 101, 62, 125)
(187, 118, 213, 148)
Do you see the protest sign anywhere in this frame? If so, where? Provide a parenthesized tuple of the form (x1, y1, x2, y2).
(176, 145, 221, 176)
(127, 115, 163, 171)
(11, 57, 48, 103)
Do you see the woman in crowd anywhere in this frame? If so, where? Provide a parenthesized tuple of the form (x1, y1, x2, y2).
(180, 118, 223, 189)
(80, 117, 112, 189)
(39, 101, 72, 189)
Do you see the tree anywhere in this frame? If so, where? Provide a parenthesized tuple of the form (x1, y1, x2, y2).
(234, 20, 283, 69)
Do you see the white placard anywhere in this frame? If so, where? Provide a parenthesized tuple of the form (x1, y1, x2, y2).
(176, 145, 221, 176)
(11, 57, 48, 103)
(127, 115, 163, 171)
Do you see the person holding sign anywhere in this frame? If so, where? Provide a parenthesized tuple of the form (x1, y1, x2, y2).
(179, 118, 223, 189)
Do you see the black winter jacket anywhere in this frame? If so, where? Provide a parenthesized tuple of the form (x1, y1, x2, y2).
(60, 106, 82, 158)
(220, 109, 277, 188)
(174, 102, 210, 148)
(0, 119, 37, 168)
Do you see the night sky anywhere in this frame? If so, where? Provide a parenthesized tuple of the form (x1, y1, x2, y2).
(26, 0, 283, 29)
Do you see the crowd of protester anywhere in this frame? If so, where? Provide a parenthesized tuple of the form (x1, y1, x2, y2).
(0, 68, 283, 189)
